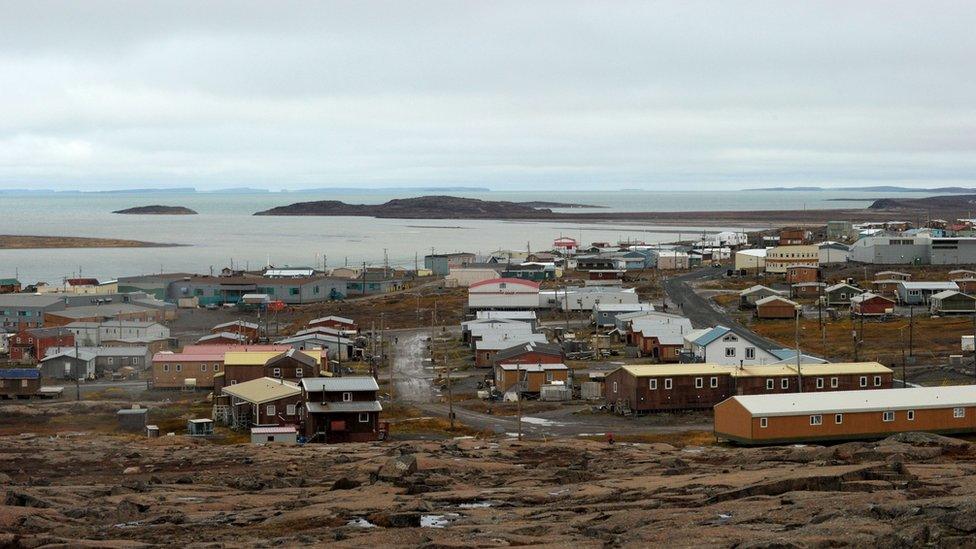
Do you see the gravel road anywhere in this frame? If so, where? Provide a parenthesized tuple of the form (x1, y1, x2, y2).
(392, 332, 436, 402)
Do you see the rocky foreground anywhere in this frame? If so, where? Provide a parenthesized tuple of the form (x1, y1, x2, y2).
(1, 432, 976, 547)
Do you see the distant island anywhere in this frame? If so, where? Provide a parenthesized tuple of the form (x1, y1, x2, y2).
(112, 205, 198, 215)
(745, 186, 976, 193)
(0, 235, 181, 249)
(868, 194, 976, 211)
(254, 196, 598, 218)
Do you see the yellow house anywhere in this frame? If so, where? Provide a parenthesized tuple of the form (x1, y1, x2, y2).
(765, 245, 819, 274)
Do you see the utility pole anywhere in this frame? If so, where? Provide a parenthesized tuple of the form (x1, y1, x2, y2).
(972, 310, 976, 382)
(909, 305, 914, 356)
(852, 310, 859, 362)
(795, 305, 802, 392)
(516, 363, 522, 441)
(447, 357, 454, 430)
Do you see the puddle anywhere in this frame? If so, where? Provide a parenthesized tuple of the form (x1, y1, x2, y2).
(421, 513, 460, 528)
(347, 517, 377, 528)
(521, 417, 562, 426)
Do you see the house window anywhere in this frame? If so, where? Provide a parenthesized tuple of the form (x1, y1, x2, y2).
(21, 380, 28, 388)
(272, 368, 281, 378)
(296, 368, 303, 378)
(835, 413, 843, 424)
(359, 412, 370, 423)
(816, 378, 824, 389)
(163, 364, 169, 372)
(766, 379, 773, 390)
(745, 347, 755, 359)
(612, 381, 618, 393)
(286, 404, 296, 415)
(725, 347, 736, 357)
(710, 376, 718, 388)
(546, 371, 554, 382)
(859, 376, 867, 387)
(289, 287, 300, 296)
(107, 357, 113, 365)
(907, 410, 915, 421)
(882, 411, 895, 422)
(214, 364, 220, 372)
(810, 415, 823, 426)
(695, 377, 703, 389)
(266, 404, 276, 417)
(175, 364, 182, 372)
(781, 378, 789, 389)
(873, 376, 881, 387)
(342, 392, 352, 402)
(760, 417, 768, 428)
(954, 407, 965, 418)
(830, 377, 838, 388)
(664, 378, 672, 390)
(201, 364, 207, 372)
(649, 379, 657, 390)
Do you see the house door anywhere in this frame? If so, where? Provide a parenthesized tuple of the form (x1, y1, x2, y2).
(652, 347, 659, 359)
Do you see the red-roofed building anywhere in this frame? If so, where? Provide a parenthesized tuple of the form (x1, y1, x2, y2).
(150, 344, 291, 389)
(9, 327, 74, 363)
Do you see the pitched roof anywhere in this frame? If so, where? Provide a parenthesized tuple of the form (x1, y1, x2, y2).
(931, 290, 974, 301)
(755, 295, 799, 307)
(899, 281, 958, 290)
(308, 315, 356, 326)
(498, 363, 568, 372)
(213, 320, 260, 330)
(198, 332, 248, 343)
(475, 333, 549, 351)
(727, 385, 975, 417)
(300, 376, 379, 392)
(493, 341, 563, 363)
(850, 292, 894, 304)
(468, 278, 541, 291)
(739, 285, 779, 297)
(221, 377, 300, 405)
(692, 326, 732, 346)
(824, 283, 861, 293)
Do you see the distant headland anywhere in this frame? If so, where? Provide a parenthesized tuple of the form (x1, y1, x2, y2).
(113, 205, 198, 215)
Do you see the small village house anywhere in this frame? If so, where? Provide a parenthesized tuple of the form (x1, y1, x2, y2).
(9, 327, 74, 363)
(150, 344, 291, 389)
(0, 278, 21, 293)
(628, 316, 694, 362)
(755, 296, 800, 319)
(592, 302, 654, 327)
(733, 249, 766, 272)
(850, 292, 896, 317)
(276, 333, 356, 360)
(652, 250, 690, 270)
(739, 285, 783, 308)
(475, 310, 538, 330)
(930, 290, 976, 314)
(467, 278, 541, 310)
(896, 281, 959, 305)
(494, 363, 569, 393)
(876, 271, 911, 281)
(218, 377, 302, 429)
(44, 346, 150, 376)
(785, 265, 820, 284)
(211, 321, 260, 344)
(475, 333, 548, 367)
(790, 282, 825, 299)
(953, 277, 976, 294)
(307, 315, 358, 332)
(714, 385, 976, 445)
(250, 426, 297, 444)
(117, 406, 148, 432)
(553, 236, 579, 255)
(197, 332, 249, 345)
(299, 377, 382, 443)
(779, 228, 811, 245)
(40, 349, 97, 380)
(218, 349, 325, 391)
(823, 283, 862, 307)
(0, 368, 42, 399)
(871, 279, 903, 299)
(492, 340, 564, 366)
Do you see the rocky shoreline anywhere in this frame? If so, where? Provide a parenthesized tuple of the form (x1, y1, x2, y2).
(113, 205, 197, 215)
(0, 235, 181, 249)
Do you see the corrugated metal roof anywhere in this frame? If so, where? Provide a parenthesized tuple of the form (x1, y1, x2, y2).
(498, 363, 568, 372)
(617, 364, 735, 377)
(755, 295, 799, 307)
(222, 377, 300, 405)
(692, 326, 732, 347)
(251, 426, 297, 434)
(300, 376, 379, 392)
(305, 400, 382, 413)
(899, 281, 958, 290)
(729, 385, 976, 416)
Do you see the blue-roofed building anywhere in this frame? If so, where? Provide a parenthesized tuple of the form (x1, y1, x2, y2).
(0, 367, 42, 398)
(682, 326, 787, 366)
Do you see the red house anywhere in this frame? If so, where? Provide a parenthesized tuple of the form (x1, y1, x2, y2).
(211, 321, 260, 344)
(589, 269, 625, 281)
(9, 327, 75, 363)
(850, 292, 896, 317)
(491, 341, 564, 367)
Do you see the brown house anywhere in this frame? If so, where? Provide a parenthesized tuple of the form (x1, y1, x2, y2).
(790, 282, 825, 299)
(605, 362, 892, 414)
(492, 341, 564, 367)
(0, 368, 42, 398)
(715, 385, 976, 445)
(630, 330, 684, 362)
(785, 265, 820, 284)
(220, 377, 302, 428)
(872, 279, 902, 299)
(150, 344, 292, 389)
(754, 296, 800, 319)
(217, 349, 325, 392)
(494, 362, 569, 393)
(299, 377, 382, 443)
(953, 278, 976, 294)
(779, 228, 811, 245)
(9, 327, 74, 363)
(211, 321, 260, 344)
(307, 315, 358, 332)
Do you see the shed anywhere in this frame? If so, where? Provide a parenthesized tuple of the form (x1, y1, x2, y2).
(850, 292, 895, 317)
(823, 283, 862, 307)
(930, 290, 976, 314)
(250, 425, 298, 444)
(738, 285, 783, 308)
(117, 406, 148, 432)
(187, 418, 214, 436)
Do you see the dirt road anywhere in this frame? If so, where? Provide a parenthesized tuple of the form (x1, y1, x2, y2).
(392, 331, 436, 402)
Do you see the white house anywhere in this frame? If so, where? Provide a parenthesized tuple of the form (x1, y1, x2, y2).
(683, 326, 783, 366)
(467, 278, 540, 310)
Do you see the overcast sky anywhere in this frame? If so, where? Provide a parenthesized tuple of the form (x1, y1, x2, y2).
(1, 1, 974, 191)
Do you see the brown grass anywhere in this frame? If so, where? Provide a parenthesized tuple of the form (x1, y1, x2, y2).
(579, 430, 716, 447)
(288, 285, 466, 331)
(750, 314, 975, 365)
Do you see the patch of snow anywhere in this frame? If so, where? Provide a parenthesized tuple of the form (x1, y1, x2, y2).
(421, 513, 459, 528)
(458, 501, 493, 509)
(347, 517, 377, 528)
(521, 416, 563, 426)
